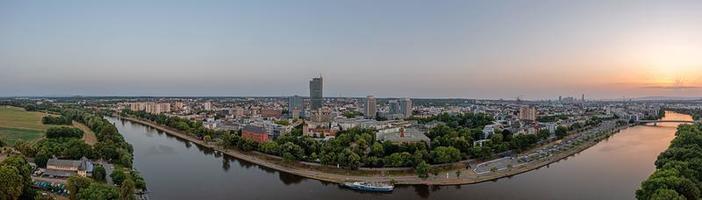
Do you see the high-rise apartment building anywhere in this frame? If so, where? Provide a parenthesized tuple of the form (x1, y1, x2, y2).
(399, 98, 412, 118)
(363, 95, 377, 118)
(519, 106, 537, 121)
(202, 101, 213, 111)
(309, 76, 323, 110)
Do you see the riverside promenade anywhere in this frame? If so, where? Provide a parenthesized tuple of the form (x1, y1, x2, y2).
(115, 116, 631, 186)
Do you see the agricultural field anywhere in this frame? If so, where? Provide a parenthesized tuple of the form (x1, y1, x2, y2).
(0, 106, 98, 146)
(0, 106, 51, 145)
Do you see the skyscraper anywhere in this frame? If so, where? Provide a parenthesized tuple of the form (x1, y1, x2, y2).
(288, 95, 303, 119)
(309, 76, 323, 110)
(364, 95, 377, 118)
(399, 98, 412, 118)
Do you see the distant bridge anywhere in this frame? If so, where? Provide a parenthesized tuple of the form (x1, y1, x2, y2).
(636, 120, 699, 125)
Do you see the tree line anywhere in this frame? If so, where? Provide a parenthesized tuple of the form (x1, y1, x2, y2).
(636, 124, 702, 200)
(1, 101, 147, 199)
(125, 107, 601, 178)
(42, 115, 72, 125)
(45, 126, 84, 139)
(121, 109, 220, 139)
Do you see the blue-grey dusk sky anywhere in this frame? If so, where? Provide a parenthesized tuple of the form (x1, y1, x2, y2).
(2, 0, 702, 99)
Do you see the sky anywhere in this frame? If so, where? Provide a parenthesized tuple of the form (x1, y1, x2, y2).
(1, 0, 702, 99)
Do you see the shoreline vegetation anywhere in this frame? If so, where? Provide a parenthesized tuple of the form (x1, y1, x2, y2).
(636, 123, 702, 200)
(0, 102, 146, 200)
(117, 115, 633, 185)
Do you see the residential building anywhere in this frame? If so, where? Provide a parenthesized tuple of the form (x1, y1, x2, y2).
(241, 125, 269, 143)
(203, 101, 213, 111)
(399, 98, 412, 118)
(173, 101, 184, 111)
(519, 106, 537, 121)
(261, 108, 282, 119)
(363, 95, 377, 118)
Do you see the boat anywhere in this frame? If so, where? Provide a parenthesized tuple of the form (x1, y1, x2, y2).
(342, 182, 394, 192)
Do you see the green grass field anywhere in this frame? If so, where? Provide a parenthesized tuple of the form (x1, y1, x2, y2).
(0, 127, 44, 145)
(0, 106, 51, 145)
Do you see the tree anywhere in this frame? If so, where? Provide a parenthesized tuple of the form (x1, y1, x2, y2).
(279, 142, 304, 161)
(111, 168, 128, 186)
(384, 152, 412, 167)
(119, 178, 136, 200)
(415, 161, 430, 179)
(650, 189, 686, 200)
(431, 146, 462, 164)
(1, 155, 33, 198)
(555, 126, 568, 138)
(67, 176, 93, 200)
(345, 150, 362, 169)
(371, 142, 384, 157)
(77, 183, 119, 200)
(259, 141, 280, 155)
(46, 126, 84, 138)
(412, 150, 429, 167)
(0, 165, 23, 200)
(34, 152, 51, 168)
(64, 139, 94, 159)
(42, 115, 72, 125)
(93, 165, 107, 182)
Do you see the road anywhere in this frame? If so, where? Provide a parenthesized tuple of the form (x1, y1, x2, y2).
(473, 120, 620, 174)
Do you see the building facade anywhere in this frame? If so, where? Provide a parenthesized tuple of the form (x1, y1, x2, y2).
(309, 76, 323, 110)
(364, 95, 377, 118)
(241, 125, 269, 143)
(519, 106, 537, 121)
(399, 98, 412, 118)
(288, 95, 303, 119)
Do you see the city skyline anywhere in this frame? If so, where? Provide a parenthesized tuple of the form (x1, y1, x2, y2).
(2, 1, 702, 99)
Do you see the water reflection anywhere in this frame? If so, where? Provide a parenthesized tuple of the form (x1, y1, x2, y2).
(107, 112, 689, 200)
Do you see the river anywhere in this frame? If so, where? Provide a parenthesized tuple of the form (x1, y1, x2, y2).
(105, 111, 690, 200)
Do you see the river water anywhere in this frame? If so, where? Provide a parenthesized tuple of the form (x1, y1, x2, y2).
(105, 111, 690, 200)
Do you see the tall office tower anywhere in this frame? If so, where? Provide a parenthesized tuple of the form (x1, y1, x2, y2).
(399, 98, 412, 118)
(288, 95, 303, 119)
(309, 76, 323, 110)
(581, 94, 585, 102)
(364, 95, 377, 118)
(558, 96, 562, 102)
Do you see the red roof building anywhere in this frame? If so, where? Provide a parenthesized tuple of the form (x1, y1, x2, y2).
(242, 125, 269, 143)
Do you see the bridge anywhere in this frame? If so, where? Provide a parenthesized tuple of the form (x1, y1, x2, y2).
(636, 120, 699, 125)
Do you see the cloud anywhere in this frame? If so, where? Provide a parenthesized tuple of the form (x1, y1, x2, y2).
(640, 86, 702, 90)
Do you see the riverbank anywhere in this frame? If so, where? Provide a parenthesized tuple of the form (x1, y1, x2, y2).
(115, 116, 632, 186)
